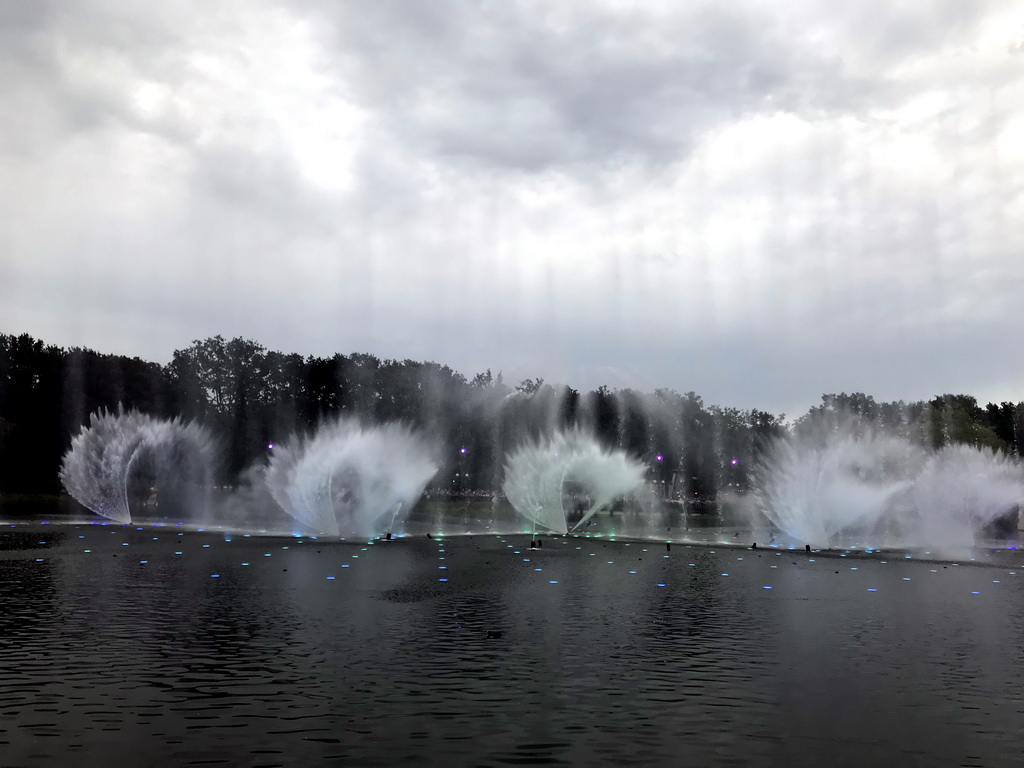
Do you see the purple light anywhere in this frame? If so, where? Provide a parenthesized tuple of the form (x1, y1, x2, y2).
(459, 447, 466, 454)
(267, 443, 275, 450)
(731, 458, 738, 465)
(656, 454, 663, 462)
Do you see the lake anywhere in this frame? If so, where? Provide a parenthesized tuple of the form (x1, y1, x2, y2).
(2, 516, 1024, 766)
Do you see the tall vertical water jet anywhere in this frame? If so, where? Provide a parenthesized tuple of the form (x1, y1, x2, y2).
(60, 408, 216, 524)
(264, 418, 438, 538)
(503, 429, 646, 534)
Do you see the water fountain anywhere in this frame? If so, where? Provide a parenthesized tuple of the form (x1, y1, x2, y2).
(754, 418, 1024, 548)
(60, 408, 216, 524)
(264, 418, 438, 538)
(890, 444, 1024, 547)
(503, 429, 646, 534)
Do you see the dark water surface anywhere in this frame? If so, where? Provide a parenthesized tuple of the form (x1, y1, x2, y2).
(2, 521, 1024, 767)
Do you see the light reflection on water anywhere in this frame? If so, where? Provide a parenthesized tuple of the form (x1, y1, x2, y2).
(2, 520, 1024, 766)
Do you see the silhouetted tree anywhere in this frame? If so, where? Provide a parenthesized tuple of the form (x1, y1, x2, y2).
(4, 330, 1017, 501)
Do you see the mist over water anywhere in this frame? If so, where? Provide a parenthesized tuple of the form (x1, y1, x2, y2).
(264, 418, 438, 538)
(755, 417, 1024, 548)
(59, 409, 215, 524)
(893, 444, 1024, 548)
(503, 429, 646, 534)
(55, 402, 1024, 553)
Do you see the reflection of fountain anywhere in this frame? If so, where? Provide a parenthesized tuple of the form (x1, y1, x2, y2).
(60, 408, 215, 524)
(265, 418, 438, 538)
(503, 430, 646, 534)
(755, 419, 1024, 548)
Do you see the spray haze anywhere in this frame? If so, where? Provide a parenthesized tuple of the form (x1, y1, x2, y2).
(755, 414, 1024, 548)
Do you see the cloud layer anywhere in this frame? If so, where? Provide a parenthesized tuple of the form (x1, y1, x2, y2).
(2, 0, 1022, 414)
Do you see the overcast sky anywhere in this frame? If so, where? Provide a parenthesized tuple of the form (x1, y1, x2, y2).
(1, 1, 1022, 416)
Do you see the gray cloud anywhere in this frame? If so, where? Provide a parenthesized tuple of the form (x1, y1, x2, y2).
(297, 2, 813, 171)
(1, 0, 1022, 416)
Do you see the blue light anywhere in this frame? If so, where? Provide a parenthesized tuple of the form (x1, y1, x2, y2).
(549, 580, 558, 584)
(439, 578, 448, 582)
(657, 583, 666, 587)
(210, 574, 220, 578)
(763, 586, 772, 589)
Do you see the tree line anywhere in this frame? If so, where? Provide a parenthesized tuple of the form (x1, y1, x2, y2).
(1, 332, 1021, 498)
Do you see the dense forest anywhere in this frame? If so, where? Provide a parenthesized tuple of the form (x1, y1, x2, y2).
(1, 332, 1022, 498)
